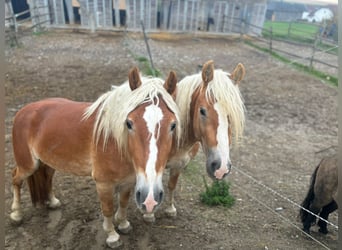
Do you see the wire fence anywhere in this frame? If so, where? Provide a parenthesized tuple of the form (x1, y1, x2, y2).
(244, 20, 338, 78)
(5, 1, 50, 46)
(230, 164, 337, 250)
(5, 2, 338, 249)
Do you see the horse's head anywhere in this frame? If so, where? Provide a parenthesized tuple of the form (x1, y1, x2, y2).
(126, 68, 179, 214)
(191, 60, 245, 180)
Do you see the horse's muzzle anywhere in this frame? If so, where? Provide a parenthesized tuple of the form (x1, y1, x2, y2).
(135, 186, 164, 213)
(222, 162, 232, 178)
(206, 156, 231, 180)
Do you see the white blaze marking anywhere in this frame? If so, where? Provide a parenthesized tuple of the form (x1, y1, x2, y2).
(214, 103, 230, 178)
(143, 104, 163, 183)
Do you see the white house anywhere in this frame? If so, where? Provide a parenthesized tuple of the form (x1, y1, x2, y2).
(302, 8, 333, 23)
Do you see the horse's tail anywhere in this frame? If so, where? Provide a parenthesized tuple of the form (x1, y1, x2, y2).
(299, 161, 320, 223)
(27, 163, 52, 206)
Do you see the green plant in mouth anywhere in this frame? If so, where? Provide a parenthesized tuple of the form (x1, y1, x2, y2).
(200, 177, 235, 208)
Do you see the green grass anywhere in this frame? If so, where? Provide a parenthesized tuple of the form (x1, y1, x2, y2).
(33, 31, 47, 36)
(262, 21, 319, 43)
(262, 21, 337, 55)
(200, 178, 235, 208)
(245, 40, 338, 87)
(131, 54, 161, 77)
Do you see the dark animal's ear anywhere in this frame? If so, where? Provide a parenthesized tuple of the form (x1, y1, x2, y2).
(164, 71, 177, 98)
(229, 63, 245, 85)
(202, 60, 214, 87)
(128, 67, 142, 90)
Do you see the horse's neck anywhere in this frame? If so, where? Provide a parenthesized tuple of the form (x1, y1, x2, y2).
(180, 89, 200, 149)
(182, 120, 197, 148)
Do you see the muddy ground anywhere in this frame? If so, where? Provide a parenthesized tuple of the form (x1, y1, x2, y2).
(4, 30, 338, 250)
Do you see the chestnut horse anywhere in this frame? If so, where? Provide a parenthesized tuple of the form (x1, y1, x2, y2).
(133, 60, 245, 222)
(300, 154, 338, 234)
(10, 67, 181, 248)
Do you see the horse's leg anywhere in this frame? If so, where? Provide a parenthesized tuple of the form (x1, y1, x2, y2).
(302, 204, 321, 234)
(164, 143, 200, 218)
(11, 167, 25, 222)
(43, 164, 61, 209)
(114, 185, 132, 234)
(165, 167, 181, 217)
(96, 182, 122, 248)
(11, 157, 39, 222)
(317, 201, 338, 234)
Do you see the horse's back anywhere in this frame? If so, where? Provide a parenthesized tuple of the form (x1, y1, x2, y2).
(12, 98, 94, 175)
(13, 98, 91, 140)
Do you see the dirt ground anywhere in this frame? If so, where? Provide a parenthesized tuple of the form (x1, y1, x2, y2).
(4, 30, 338, 250)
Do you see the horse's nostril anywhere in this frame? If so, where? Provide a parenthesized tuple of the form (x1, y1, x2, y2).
(136, 191, 141, 203)
(211, 160, 220, 172)
(158, 191, 164, 202)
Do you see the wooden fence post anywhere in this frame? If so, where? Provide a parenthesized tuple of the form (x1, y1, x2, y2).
(269, 26, 272, 53)
(287, 21, 292, 38)
(310, 32, 319, 70)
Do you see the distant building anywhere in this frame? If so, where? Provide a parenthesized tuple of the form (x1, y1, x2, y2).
(266, 1, 307, 22)
(9, 0, 30, 19)
(302, 8, 333, 23)
(7, 0, 268, 35)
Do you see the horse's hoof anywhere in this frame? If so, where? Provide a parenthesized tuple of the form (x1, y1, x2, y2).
(165, 207, 177, 217)
(302, 228, 311, 235)
(48, 198, 61, 209)
(143, 213, 155, 223)
(118, 221, 132, 234)
(10, 211, 23, 223)
(106, 233, 122, 249)
(319, 228, 328, 234)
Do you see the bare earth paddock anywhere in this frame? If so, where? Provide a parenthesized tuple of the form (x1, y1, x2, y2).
(5, 31, 338, 250)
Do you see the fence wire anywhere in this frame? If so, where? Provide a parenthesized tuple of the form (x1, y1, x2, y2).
(232, 165, 338, 230)
(231, 180, 333, 250)
(4, 2, 338, 247)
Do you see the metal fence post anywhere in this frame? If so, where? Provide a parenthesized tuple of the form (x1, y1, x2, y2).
(89, 11, 96, 33)
(141, 20, 155, 76)
(240, 18, 244, 41)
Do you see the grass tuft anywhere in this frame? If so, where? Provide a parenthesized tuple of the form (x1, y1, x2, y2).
(200, 177, 235, 208)
(130, 54, 162, 77)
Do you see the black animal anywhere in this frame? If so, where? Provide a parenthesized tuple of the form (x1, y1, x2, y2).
(300, 155, 338, 234)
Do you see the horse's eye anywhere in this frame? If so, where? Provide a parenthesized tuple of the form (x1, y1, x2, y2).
(200, 107, 207, 117)
(126, 119, 133, 130)
(170, 122, 177, 132)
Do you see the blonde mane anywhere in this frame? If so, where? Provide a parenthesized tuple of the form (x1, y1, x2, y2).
(83, 76, 181, 152)
(176, 69, 245, 144)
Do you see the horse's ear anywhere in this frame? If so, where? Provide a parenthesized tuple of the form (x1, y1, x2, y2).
(229, 63, 245, 85)
(164, 71, 177, 97)
(202, 60, 214, 87)
(128, 67, 142, 90)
